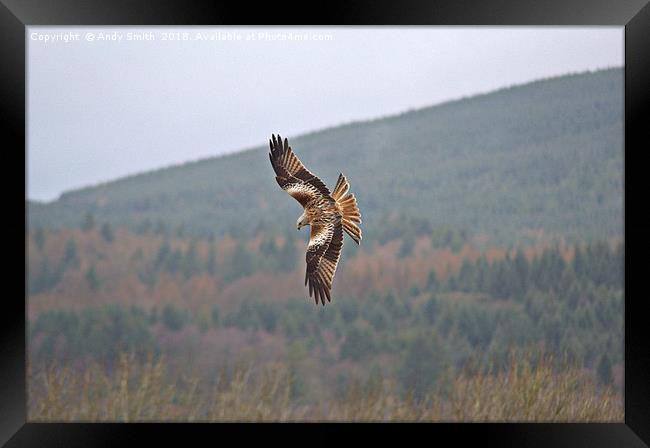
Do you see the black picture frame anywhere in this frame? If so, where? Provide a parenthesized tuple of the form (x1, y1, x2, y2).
(4, 0, 649, 446)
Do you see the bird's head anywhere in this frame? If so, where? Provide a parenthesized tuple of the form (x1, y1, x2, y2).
(296, 212, 309, 230)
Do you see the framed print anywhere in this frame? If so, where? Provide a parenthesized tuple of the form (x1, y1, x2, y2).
(3, 0, 650, 446)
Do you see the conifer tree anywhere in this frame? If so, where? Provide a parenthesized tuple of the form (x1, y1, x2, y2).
(85, 265, 100, 291)
(34, 226, 46, 252)
(278, 231, 297, 272)
(82, 212, 95, 232)
(100, 222, 114, 243)
(207, 242, 217, 276)
(62, 239, 80, 270)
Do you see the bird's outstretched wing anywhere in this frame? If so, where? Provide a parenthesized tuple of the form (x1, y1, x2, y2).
(269, 134, 331, 207)
(305, 220, 343, 305)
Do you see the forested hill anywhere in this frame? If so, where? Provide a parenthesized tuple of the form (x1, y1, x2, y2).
(28, 68, 623, 244)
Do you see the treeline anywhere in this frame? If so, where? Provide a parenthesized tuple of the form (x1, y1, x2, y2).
(30, 305, 156, 361)
(27, 216, 619, 300)
(447, 241, 623, 297)
(374, 216, 471, 254)
(30, 240, 623, 401)
(28, 221, 302, 295)
(28, 215, 471, 296)
(136, 231, 298, 286)
(28, 220, 115, 295)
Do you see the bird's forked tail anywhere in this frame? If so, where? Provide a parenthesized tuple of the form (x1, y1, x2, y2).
(332, 173, 362, 245)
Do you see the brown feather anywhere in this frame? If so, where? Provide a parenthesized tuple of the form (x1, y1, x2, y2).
(305, 221, 343, 306)
(269, 136, 363, 303)
(269, 134, 331, 207)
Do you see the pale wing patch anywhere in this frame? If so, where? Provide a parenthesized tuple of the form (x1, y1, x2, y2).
(285, 182, 320, 207)
(308, 223, 333, 249)
(269, 134, 331, 209)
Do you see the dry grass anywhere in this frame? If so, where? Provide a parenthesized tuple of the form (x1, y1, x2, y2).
(442, 353, 623, 422)
(28, 352, 623, 422)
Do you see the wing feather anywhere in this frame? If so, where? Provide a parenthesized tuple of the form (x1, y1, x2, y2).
(306, 220, 343, 305)
(269, 134, 331, 207)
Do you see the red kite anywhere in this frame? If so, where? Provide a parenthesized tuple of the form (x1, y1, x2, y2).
(269, 134, 362, 305)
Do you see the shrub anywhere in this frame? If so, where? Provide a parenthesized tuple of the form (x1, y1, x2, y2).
(162, 304, 187, 331)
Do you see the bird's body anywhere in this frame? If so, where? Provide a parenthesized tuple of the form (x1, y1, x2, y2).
(269, 134, 362, 305)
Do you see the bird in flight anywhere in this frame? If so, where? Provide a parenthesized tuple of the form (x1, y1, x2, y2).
(269, 134, 362, 305)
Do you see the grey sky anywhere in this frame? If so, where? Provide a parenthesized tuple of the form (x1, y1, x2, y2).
(27, 27, 623, 202)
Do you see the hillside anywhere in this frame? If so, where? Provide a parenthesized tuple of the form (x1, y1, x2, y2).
(28, 68, 623, 244)
(27, 224, 624, 409)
